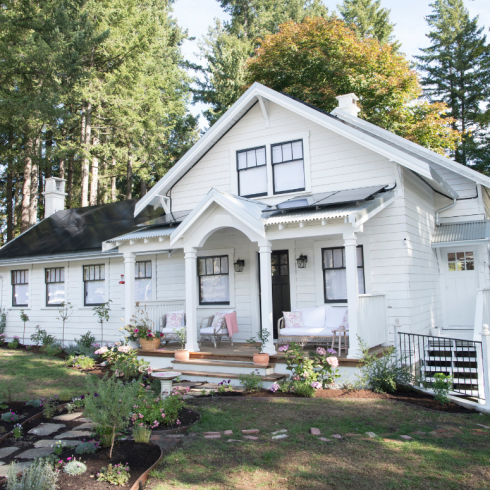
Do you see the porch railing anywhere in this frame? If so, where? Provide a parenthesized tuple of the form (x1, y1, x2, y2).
(474, 288, 490, 340)
(136, 300, 186, 329)
(398, 331, 484, 400)
(357, 294, 388, 349)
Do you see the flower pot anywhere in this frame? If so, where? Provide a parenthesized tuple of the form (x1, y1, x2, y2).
(139, 338, 162, 351)
(253, 353, 269, 366)
(429, 327, 440, 337)
(128, 340, 139, 349)
(174, 349, 189, 361)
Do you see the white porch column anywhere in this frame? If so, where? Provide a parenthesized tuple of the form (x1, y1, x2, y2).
(343, 231, 360, 358)
(259, 241, 277, 355)
(123, 252, 136, 325)
(481, 324, 490, 409)
(184, 247, 200, 352)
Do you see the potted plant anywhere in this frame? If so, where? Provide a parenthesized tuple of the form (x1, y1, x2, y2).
(132, 307, 162, 351)
(174, 327, 189, 361)
(246, 329, 271, 366)
(120, 322, 140, 349)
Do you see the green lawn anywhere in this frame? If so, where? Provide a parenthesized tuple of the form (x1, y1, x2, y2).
(148, 397, 490, 490)
(0, 348, 89, 401)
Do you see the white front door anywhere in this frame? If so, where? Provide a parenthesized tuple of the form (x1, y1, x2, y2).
(443, 248, 478, 330)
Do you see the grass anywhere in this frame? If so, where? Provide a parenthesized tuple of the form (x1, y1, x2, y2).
(0, 348, 89, 401)
(148, 397, 490, 490)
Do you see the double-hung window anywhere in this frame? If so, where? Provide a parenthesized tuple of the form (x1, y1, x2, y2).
(322, 246, 365, 302)
(272, 140, 305, 194)
(12, 270, 28, 306)
(237, 146, 267, 198)
(46, 267, 65, 306)
(83, 265, 105, 306)
(135, 261, 152, 301)
(198, 256, 229, 305)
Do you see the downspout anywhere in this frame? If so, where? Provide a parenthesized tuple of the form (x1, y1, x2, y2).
(435, 198, 457, 226)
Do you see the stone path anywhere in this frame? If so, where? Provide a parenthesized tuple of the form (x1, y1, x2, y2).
(28, 423, 65, 436)
(0, 462, 32, 478)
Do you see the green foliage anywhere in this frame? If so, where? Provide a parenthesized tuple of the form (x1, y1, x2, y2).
(43, 397, 59, 419)
(12, 423, 23, 439)
(64, 342, 98, 359)
(41, 343, 63, 357)
(75, 441, 99, 455)
(65, 355, 95, 370)
(217, 380, 233, 393)
(291, 380, 316, 398)
(26, 399, 43, 408)
(97, 463, 130, 486)
(77, 332, 96, 349)
(6, 458, 58, 490)
(19, 310, 29, 324)
(431, 373, 453, 405)
(52, 441, 66, 455)
(30, 327, 56, 347)
(175, 327, 186, 350)
(238, 371, 264, 392)
(246, 329, 270, 353)
(83, 375, 140, 458)
(0, 308, 6, 334)
(92, 301, 112, 324)
(63, 459, 87, 476)
(56, 302, 74, 347)
(8, 341, 18, 349)
(1, 411, 19, 423)
(132, 424, 152, 443)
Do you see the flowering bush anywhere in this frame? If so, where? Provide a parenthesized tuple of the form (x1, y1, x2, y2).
(129, 306, 163, 341)
(270, 382, 280, 393)
(278, 345, 289, 352)
(13, 423, 23, 439)
(0, 333, 6, 345)
(310, 381, 322, 390)
(217, 380, 233, 393)
(1, 411, 19, 423)
(66, 355, 95, 370)
(97, 463, 130, 486)
(63, 459, 87, 476)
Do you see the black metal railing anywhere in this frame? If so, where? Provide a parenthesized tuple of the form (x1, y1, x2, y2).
(398, 332, 484, 400)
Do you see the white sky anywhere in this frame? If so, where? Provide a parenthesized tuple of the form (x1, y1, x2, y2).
(172, 0, 490, 127)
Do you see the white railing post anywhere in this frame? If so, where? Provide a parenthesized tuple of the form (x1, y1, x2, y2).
(481, 324, 490, 408)
(474, 289, 485, 341)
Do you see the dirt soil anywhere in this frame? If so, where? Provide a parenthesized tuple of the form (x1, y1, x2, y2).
(0, 402, 46, 435)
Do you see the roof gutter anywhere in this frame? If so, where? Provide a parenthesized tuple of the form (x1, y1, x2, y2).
(435, 199, 457, 226)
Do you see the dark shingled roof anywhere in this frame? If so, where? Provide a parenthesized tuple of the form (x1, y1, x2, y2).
(0, 199, 166, 260)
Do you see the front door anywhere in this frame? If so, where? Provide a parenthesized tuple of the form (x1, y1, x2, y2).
(271, 250, 291, 339)
(443, 248, 478, 330)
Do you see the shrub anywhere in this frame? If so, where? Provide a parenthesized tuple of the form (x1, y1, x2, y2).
(63, 459, 87, 476)
(0, 307, 6, 334)
(64, 342, 99, 359)
(238, 371, 264, 392)
(42, 396, 60, 419)
(132, 424, 151, 443)
(1, 411, 19, 423)
(83, 375, 140, 458)
(65, 355, 95, 370)
(30, 327, 56, 347)
(12, 424, 23, 439)
(8, 340, 18, 349)
(41, 343, 63, 357)
(26, 399, 43, 409)
(75, 441, 99, 455)
(97, 463, 130, 486)
(292, 380, 316, 398)
(6, 458, 58, 490)
(431, 373, 453, 405)
(52, 441, 66, 455)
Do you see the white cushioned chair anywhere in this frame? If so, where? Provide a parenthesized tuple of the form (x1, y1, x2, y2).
(199, 311, 235, 348)
(160, 311, 185, 345)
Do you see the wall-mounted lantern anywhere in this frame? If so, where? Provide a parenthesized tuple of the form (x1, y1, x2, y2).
(296, 254, 308, 268)
(234, 259, 245, 272)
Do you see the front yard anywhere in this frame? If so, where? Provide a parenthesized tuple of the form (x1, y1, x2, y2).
(148, 397, 490, 490)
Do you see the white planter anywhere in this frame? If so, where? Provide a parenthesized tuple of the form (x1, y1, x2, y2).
(128, 340, 139, 349)
(429, 327, 440, 337)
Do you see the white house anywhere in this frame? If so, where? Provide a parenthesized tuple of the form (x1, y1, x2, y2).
(2, 83, 490, 379)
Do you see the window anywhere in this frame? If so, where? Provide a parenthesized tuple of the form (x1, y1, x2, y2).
(322, 246, 365, 302)
(198, 256, 230, 305)
(237, 146, 267, 198)
(46, 267, 65, 306)
(271, 140, 305, 194)
(12, 270, 28, 306)
(83, 265, 105, 305)
(448, 251, 474, 271)
(135, 261, 152, 301)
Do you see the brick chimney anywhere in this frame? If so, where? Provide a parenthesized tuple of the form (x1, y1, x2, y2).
(334, 93, 360, 117)
(44, 177, 67, 218)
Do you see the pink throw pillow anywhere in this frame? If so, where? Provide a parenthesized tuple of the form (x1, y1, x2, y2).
(283, 311, 304, 329)
(341, 310, 349, 330)
(166, 312, 184, 330)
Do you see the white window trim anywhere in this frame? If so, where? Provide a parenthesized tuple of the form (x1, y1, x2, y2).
(79, 259, 110, 309)
(313, 236, 372, 306)
(229, 131, 311, 200)
(134, 255, 157, 302)
(41, 261, 68, 309)
(197, 248, 235, 309)
(9, 265, 33, 310)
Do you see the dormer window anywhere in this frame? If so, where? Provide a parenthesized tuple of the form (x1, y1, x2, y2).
(272, 140, 305, 194)
(237, 146, 267, 198)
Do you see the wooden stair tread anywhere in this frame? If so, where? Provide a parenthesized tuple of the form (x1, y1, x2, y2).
(154, 368, 287, 381)
(171, 359, 276, 369)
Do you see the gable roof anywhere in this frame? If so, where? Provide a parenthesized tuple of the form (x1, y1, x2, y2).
(0, 199, 164, 260)
(135, 83, 490, 216)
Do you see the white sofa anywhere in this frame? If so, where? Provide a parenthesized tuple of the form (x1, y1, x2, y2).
(277, 305, 348, 348)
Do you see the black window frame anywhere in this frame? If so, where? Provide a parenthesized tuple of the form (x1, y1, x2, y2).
(45, 267, 65, 307)
(83, 264, 106, 306)
(321, 246, 365, 303)
(135, 260, 152, 301)
(236, 145, 268, 198)
(11, 270, 28, 307)
(198, 255, 230, 306)
(271, 139, 305, 195)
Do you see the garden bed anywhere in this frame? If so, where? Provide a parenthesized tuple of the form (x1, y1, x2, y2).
(0, 402, 48, 435)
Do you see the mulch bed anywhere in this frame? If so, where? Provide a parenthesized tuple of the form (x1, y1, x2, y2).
(0, 402, 47, 435)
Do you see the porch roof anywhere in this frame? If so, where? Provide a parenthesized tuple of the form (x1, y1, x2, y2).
(107, 226, 178, 243)
(432, 220, 490, 247)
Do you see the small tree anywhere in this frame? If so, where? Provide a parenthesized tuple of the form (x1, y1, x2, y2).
(20, 310, 29, 345)
(84, 375, 140, 459)
(92, 300, 112, 346)
(56, 302, 74, 348)
(0, 307, 7, 334)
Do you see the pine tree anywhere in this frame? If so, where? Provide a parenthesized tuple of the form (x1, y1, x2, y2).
(338, 0, 399, 48)
(416, 0, 490, 168)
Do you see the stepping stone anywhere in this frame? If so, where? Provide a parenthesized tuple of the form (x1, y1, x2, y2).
(243, 435, 258, 440)
(332, 434, 342, 439)
(28, 423, 65, 436)
(365, 432, 377, 438)
(400, 435, 413, 441)
(477, 424, 490, 429)
(310, 428, 321, 436)
(204, 435, 221, 439)
(319, 437, 332, 442)
(203, 432, 220, 436)
(227, 439, 242, 442)
(272, 434, 288, 440)
(223, 430, 233, 436)
(17, 447, 55, 459)
(162, 435, 184, 439)
(0, 462, 4, 467)
(346, 433, 362, 437)
(0, 462, 32, 477)
(412, 431, 426, 435)
(74, 418, 92, 423)
(150, 435, 161, 441)
(54, 430, 92, 439)
(53, 413, 83, 421)
(34, 440, 83, 448)
(0, 447, 18, 458)
(242, 429, 259, 434)
(271, 429, 287, 435)
(74, 422, 96, 430)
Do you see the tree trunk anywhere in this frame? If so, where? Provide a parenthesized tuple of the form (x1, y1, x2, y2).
(126, 148, 133, 200)
(7, 166, 13, 242)
(20, 137, 33, 233)
(14, 173, 20, 230)
(67, 155, 74, 208)
(111, 154, 116, 202)
(81, 102, 91, 207)
(140, 180, 147, 197)
(59, 158, 65, 179)
(29, 135, 40, 227)
(90, 135, 99, 205)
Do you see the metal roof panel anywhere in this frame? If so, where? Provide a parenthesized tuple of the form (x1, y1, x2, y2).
(432, 221, 490, 244)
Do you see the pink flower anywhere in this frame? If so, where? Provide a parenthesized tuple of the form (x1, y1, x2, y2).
(134, 328, 139, 333)
(270, 383, 280, 393)
(311, 381, 322, 390)
(326, 357, 339, 368)
(278, 345, 289, 352)
(67, 457, 72, 461)
(316, 347, 326, 356)
(292, 375, 300, 381)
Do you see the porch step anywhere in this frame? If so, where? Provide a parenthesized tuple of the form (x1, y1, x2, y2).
(171, 359, 276, 376)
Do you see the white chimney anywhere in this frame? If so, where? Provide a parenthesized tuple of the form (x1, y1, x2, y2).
(44, 177, 67, 218)
(333, 93, 360, 117)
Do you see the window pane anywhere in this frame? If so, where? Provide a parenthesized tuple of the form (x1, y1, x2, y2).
(135, 278, 152, 301)
(323, 249, 333, 269)
(271, 255, 279, 265)
(60, 268, 64, 282)
(466, 251, 474, 260)
(47, 283, 65, 305)
(246, 150, 256, 168)
(333, 249, 343, 268)
(238, 165, 267, 197)
(100, 265, 105, 280)
(272, 145, 282, 163)
(466, 261, 474, 271)
(448, 253, 455, 261)
(83, 267, 88, 281)
(358, 268, 365, 294)
(146, 262, 151, 278)
(280, 265, 288, 276)
(200, 275, 229, 303)
(357, 247, 363, 267)
(206, 258, 213, 275)
(89, 266, 95, 280)
(13, 285, 28, 305)
(282, 143, 292, 161)
(273, 160, 305, 193)
(456, 252, 465, 261)
(324, 269, 347, 300)
(237, 152, 247, 170)
(448, 262, 456, 271)
(95, 266, 100, 280)
(457, 261, 465, 271)
(221, 256, 229, 274)
(85, 280, 105, 304)
(271, 265, 279, 276)
(213, 257, 221, 274)
(198, 259, 206, 275)
(256, 148, 266, 166)
(292, 141, 303, 159)
(280, 254, 288, 264)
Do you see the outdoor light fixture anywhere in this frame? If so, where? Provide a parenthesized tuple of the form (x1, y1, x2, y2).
(234, 259, 245, 272)
(296, 254, 308, 268)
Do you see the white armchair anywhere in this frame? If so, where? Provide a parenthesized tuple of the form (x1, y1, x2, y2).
(160, 313, 186, 346)
(199, 313, 234, 348)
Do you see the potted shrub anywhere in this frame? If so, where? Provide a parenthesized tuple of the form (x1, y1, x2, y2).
(174, 327, 189, 361)
(132, 307, 163, 351)
(246, 329, 271, 366)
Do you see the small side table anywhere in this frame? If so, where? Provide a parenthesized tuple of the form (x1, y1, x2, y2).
(331, 327, 349, 357)
(151, 372, 182, 397)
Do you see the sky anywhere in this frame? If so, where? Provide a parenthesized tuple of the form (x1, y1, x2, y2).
(172, 0, 490, 127)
